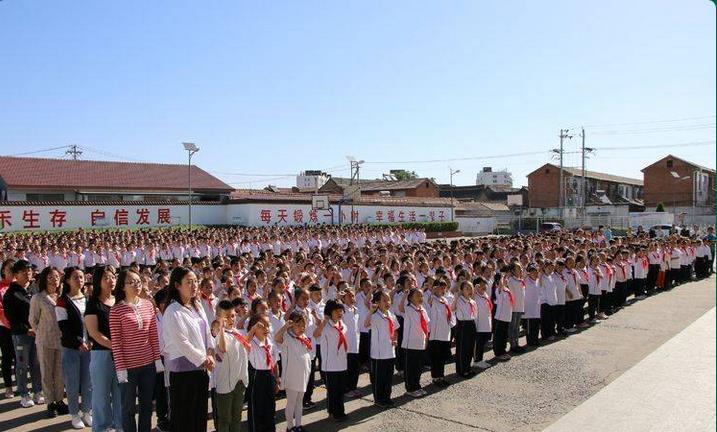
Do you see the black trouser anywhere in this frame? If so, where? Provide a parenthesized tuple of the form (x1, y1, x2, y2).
(428, 340, 450, 379)
(647, 265, 660, 293)
(370, 358, 394, 405)
(404, 348, 424, 392)
(210, 389, 218, 430)
(358, 332, 371, 366)
(525, 318, 541, 346)
(395, 316, 405, 372)
(588, 294, 601, 320)
(454, 320, 476, 375)
(247, 366, 276, 432)
(493, 320, 509, 356)
(153, 370, 169, 423)
(578, 285, 589, 324)
(474, 332, 491, 361)
(695, 257, 706, 278)
(346, 353, 360, 392)
(600, 291, 612, 313)
(315, 344, 325, 382)
(0, 326, 14, 390)
(540, 304, 555, 339)
(614, 281, 626, 307)
(681, 265, 691, 283)
(324, 370, 346, 417)
(565, 300, 579, 329)
(554, 304, 566, 334)
(303, 353, 317, 404)
(169, 370, 209, 432)
(633, 278, 646, 297)
(667, 268, 679, 288)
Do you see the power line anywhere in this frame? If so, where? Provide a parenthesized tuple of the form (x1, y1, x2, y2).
(590, 124, 715, 136)
(364, 150, 550, 165)
(592, 140, 715, 150)
(576, 115, 716, 129)
(4, 145, 71, 157)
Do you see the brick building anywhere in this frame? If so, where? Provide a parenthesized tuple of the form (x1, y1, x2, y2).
(641, 155, 716, 210)
(527, 163, 643, 209)
(318, 177, 439, 198)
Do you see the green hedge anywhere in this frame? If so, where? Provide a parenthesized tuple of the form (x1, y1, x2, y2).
(370, 222, 459, 232)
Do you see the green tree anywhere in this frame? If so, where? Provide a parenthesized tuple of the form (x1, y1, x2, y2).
(656, 202, 666, 212)
(390, 169, 419, 180)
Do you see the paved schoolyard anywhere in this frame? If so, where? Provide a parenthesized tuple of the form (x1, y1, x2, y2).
(0, 276, 714, 432)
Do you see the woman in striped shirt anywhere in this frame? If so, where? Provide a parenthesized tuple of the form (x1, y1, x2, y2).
(109, 269, 162, 432)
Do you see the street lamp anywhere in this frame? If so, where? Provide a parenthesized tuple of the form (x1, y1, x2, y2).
(449, 168, 461, 221)
(183, 142, 200, 230)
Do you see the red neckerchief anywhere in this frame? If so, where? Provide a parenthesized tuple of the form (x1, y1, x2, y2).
(463, 297, 476, 319)
(593, 268, 602, 285)
(437, 296, 452, 322)
(252, 339, 273, 368)
(479, 292, 493, 315)
(580, 269, 589, 281)
(504, 288, 515, 307)
(291, 332, 312, 351)
(380, 312, 395, 338)
(281, 297, 289, 312)
(641, 257, 649, 270)
(512, 277, 526, 289)
(227, 329, 251, 351)
(412, 305, 429, 337)
(334, 320, 348, 352)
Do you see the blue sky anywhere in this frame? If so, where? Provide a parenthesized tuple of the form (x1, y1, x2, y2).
(1, 0, 714, 188)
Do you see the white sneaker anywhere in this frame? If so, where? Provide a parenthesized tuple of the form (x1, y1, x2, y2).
(4, 388, 13, 399)
(407, 390, 423, 398)
(565, 328, 578, 333)
(477, 360, 492, 369)
(82, 411, 93, 427)
(20, 396, 35, 408)
(419, 389, 428, 396)
(33, 392, 45, 405)
(71, 414, 86, 429)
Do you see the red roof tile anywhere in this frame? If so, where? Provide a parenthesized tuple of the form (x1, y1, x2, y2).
(0, 156, 233, 193)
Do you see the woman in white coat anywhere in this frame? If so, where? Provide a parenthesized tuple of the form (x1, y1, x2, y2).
(161, 267, 215, 432)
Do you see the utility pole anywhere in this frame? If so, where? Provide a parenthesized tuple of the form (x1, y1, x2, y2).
(449, 167, 461, 222)
(65, 145, 83, 160)
(553, 129, 572, 218)
(579, 127, 594, 218)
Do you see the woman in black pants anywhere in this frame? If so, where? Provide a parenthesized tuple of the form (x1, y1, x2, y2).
(0, 258, 16, 398)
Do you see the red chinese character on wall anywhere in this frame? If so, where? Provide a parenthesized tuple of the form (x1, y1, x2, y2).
(260, 209, 272, 224)
(438, 210, 445, 222)
(293, 209, 303, 223)
(0, 211, 12, 229)
(114, 209, 129, 226)
(49, 209, 67, 228)
(408, 210, 416, 222)
(277, 209, 288, 223)
(309, 209, 318, 223)
(387, 210, 395, 223)
(398, 210, 405, 222)
(136, 208, 150, 225)
(157, 208, 171, 224)
(375, 210, 383, 222)
(428, 210, 435, 222)
(91, 210, 106, 226)
(21, 210, 40, 229)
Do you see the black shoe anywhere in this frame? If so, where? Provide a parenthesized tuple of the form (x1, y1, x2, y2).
(55, 400, 69, 415)
(510, 346, 527, 354)
(302, 400, 316, 410)
(46, 402, 58, 418)
(333, 413, 348, 422)
(157, 418, 170, 432)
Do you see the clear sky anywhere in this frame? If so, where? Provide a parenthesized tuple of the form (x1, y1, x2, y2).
(1, 0, 714, 188)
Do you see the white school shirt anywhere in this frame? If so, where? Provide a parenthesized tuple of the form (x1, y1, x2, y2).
(369, 311, 399, 360)
(474, 292, 493, 333)
(280, 333, 312, 392)
(390, 291, 405, 317)
(587, 267, 603, 295)
(120, 251, 135, 267)
(248, 337, 274, 371)
(554, 273, 567, 305)
(494, 288, 514, 323)
(342, 306, 360, 354)
(294, 306, 317, 360)
(669, 249, 682, 269)
(454, 296, 477, 321)
(401, 304, 429, 350)
(214, 330, 249, 394)
(428, 295, 454, 342)
(538, 274, 559, 306)
(649, 251, 662, 265)
(200, 297, 218, 328)
(523, 277, 541, 319)
(563, 269, 582, 301)
(598, 264, 612, 292)
(355, 291, 371, 333)
(506, 277, 526, 313)
(319, 319, 348, 371)
(634, 257, 649, 279)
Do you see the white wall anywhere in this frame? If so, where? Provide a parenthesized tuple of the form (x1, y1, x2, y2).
(456, 217, 496, 234)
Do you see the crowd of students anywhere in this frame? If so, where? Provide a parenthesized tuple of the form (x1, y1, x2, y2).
(0, 224, 713, 432)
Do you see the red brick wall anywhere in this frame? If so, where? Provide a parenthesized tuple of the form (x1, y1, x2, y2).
(405, 180, 439, 198)
(528, 166, 560, 208)
(643, 158, 714, 207)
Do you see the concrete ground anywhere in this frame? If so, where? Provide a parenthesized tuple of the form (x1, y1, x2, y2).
(0, 276, 713, 432)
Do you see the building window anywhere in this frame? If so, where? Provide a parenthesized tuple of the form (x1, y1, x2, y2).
(666, 160, 673, 168)
(26, 193, 65, 202)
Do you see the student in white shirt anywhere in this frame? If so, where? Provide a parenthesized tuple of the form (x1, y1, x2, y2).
(452, 281, 477, 378)
(586, 256, 604, 324)
(398, 288, 430, 397)
(492, 273, 514, 361)
(563, 257, 583, 333)
(427, 279, 453, 386)
(472, 277, 493, 369)
(275, 311, 312, 432)
(506, 264, 526, 353)
(364, 291, 398, 409)
(355, 279, 373, 368)
(539, 262, 559, 341)
(246, 314, 277, 432)
(214, 300, 257, 432)
(339, 289, 362, 398)
(523, 265, 542, 346)
(313, 299, 349, 421)
(554, 261, 568, 336)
